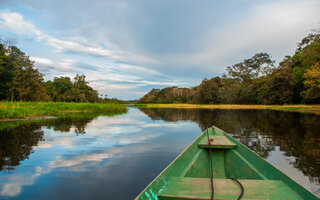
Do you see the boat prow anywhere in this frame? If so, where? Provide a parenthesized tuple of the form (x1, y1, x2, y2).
(135, 126, 319, 200)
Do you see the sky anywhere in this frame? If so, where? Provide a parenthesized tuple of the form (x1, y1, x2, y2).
(0, 0, 319, 100)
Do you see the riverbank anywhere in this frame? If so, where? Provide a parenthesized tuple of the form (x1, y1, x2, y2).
(0, 102, 127, 120)
(135, 104, 320, 115)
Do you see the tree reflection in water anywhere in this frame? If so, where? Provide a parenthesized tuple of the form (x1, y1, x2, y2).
(139, 108, 320, 184)
(44, 116, 96, 135)
(0, 115, 97, 171)
(0, 124, 44, 171)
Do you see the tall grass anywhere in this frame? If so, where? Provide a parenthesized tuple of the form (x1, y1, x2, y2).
(135, 104, 320, 114)
(0, 102, 127, 119)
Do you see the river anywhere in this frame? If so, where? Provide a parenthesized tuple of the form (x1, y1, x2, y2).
(0, 107, 319, 199)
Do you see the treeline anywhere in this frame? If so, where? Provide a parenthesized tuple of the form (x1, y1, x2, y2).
(0, 40, 125, 103)
(139, 34, 320, 104)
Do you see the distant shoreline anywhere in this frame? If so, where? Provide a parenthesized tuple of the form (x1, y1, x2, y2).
(135, 104, 320, 115)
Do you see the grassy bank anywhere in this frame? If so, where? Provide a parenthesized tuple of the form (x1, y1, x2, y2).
(0, 102, 127, 119)
(135, 104, 320, 115)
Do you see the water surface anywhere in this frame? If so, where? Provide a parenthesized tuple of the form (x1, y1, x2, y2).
(0, 107, 319, 199)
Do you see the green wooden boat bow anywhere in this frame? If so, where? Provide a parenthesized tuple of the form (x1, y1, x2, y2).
(135, 126, 319, 200)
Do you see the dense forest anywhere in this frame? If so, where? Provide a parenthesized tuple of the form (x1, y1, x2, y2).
(0, 40, 125, 103)
(139, 34, 320, 104)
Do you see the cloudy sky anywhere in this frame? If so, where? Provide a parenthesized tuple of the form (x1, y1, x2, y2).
(0, 0, 319, 100)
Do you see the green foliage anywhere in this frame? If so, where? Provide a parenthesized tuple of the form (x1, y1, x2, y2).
(226, 52, 275, 82)
(0, 43, 14, 100)
(302, 63, 320, 103)
(45, 75, 100, 103)
(73, 74, 99, 102)
(138, 87, 199, 104)
(102, 97, 128, 104)
(50, 77, 73, 101)
(199, 77, 221, 104)
(291, 34, 320, 102)
(257, 57, 295, 104)
(0, 101, 127, 119)
(139, 88, 160, 103)
(8, 46, 49, 101)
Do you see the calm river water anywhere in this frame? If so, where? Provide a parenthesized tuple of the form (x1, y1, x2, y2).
(0, 107, 319, 199)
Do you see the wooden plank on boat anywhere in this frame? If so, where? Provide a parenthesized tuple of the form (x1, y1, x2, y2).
(157, 177, 303, 200)
(197, 136, 237, 149)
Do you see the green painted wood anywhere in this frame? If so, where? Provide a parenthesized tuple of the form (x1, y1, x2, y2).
(180, 149, 203, 177)
(197, 135, 237, 149)
(135, 127, 319, 200)
(185, 150, 226, 179)
(158, 177, 303, 200)
(225, 150, 267, 180)
(211, 150, 226, 179)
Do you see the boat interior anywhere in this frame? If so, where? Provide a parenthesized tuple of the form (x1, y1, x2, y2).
(151, 127, 305, 200)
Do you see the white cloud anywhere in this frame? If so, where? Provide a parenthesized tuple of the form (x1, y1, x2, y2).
(0, 167, 44, 197)
(44, 36, 122, 60)
(0, 10, 161, 67)
(138, 80, 185, 86)
(1, 182, 21, 197)
(117, 63, 161, 76)
(183, 0, 320, 67)
(48, 153, 114, 168)
(0, 11, 41, 36)
(30, 56, 77, 72)
(30, 56, 54, 66)
(0, 11, 125, 61)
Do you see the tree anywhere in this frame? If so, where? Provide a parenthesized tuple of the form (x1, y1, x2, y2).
(0, 42, 13, 100)
(138, 89, 160, 103)
(9, 46, 49, 101)
(226, 53, 275, 82)
(291, 33, 320, 103)
(217, 78, 239, 104)
(199, 77, 221, 104)
(296, 33, 320, 52)
(302, 63, 320, 103)
(73, 74, 99, 102)
(52, 77, 73, 101)
(257, 59, 295, 105)
(45, 80, 56, 100)
(221, 53, 275, 104)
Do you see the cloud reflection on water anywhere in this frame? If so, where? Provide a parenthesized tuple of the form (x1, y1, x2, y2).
(0, 108, 194, 198)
